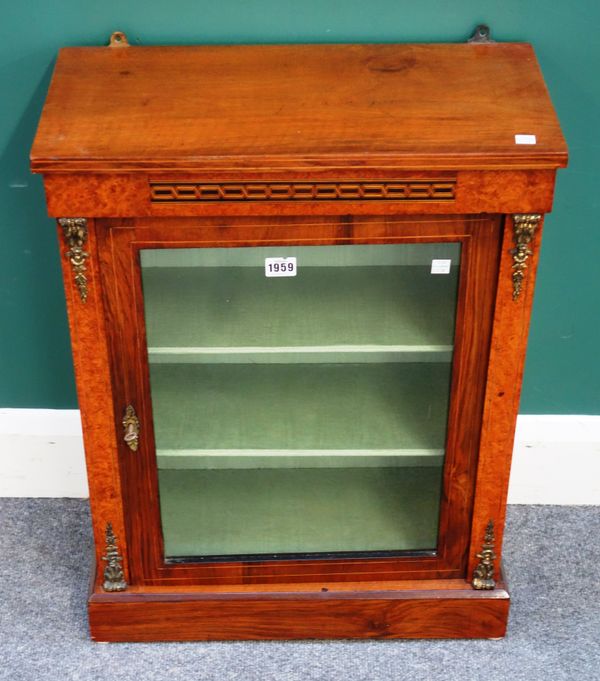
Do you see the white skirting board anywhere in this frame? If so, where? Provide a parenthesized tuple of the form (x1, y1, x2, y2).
(0, 409, 598, 503)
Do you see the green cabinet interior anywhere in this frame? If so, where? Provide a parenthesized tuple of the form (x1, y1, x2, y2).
(141, 243, 460, 559)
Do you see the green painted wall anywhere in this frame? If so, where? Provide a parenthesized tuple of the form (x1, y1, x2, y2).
(1, 1, 598, 413)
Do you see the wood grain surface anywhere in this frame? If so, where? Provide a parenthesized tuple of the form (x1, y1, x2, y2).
(56, 220, 129, 584)
(88, 575, 510, 641)
(40, 169, 559, 218)
(468, 215, 546, 577)
(31, 43, 567, 173)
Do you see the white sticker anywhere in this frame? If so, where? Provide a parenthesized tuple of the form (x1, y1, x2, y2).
(431, 259, 452, 275)
(515, 134, 537, 145)
(265, 257, 297, 277)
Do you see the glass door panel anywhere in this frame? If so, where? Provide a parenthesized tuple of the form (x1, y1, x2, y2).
(140, 242, 461, 560)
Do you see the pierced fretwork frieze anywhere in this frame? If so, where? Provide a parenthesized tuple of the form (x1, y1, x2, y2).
(150, 180, 456, 203)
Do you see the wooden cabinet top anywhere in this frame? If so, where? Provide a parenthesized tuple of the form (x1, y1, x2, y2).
(31, 41, 567, 174)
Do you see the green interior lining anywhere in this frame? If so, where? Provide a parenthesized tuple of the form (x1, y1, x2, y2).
(141, 265, 459, 350)
(159, 466, 442, 557)
(150, 362, 452, 452)
(144, 245, 458, 559)
(141, 243, 461, 269)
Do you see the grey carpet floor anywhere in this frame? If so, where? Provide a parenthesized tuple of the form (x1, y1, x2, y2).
(0, 500, 598, 681)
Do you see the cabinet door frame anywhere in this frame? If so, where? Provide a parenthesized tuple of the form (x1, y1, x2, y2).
(97, 214, 501, 586)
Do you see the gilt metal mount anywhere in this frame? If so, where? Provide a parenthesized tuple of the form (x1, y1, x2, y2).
(511, 214, 541, 300)
(472, 520, 497, 590)
(122, 405, 140, 452)
(102, 523, 127, 592)
(59, 218, 89, 302)
(109, 31, 129, 47)
(468, 25, 495, 43)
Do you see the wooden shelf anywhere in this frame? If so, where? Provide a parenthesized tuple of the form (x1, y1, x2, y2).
(150, 361, 452, 454)
(157, 449, 443, 470)
(142, 265, 459, 363)
(158, 466, 442, 557)
(149, 346, 453, 365)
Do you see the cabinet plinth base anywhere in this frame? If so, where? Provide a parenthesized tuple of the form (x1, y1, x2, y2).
(88, 575, 510, 641)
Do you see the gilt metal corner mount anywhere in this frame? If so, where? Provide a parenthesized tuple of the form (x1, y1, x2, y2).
(472, 519, 497, 590)
(511, 214, 541, 301)
(102, 522, 127, 592)
(58, 217, 89, 302)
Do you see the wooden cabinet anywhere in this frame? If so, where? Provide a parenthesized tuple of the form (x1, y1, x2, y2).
(31, 32, 567, 641)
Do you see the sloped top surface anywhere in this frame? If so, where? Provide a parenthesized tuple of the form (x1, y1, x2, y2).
(31, 42, 568, 173)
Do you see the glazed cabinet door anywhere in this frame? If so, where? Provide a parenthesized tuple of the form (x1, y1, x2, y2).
(97, 215, 501, 586)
